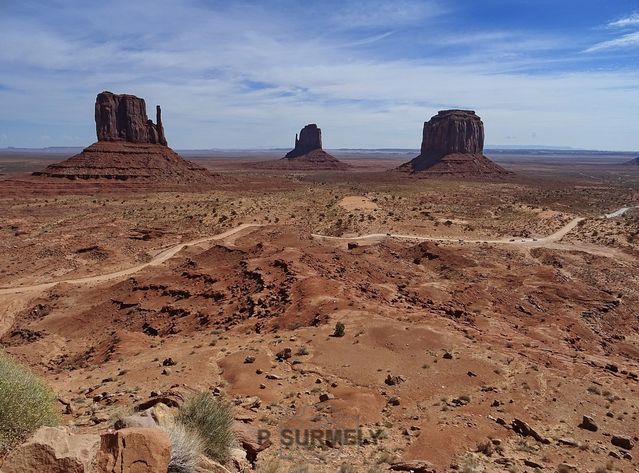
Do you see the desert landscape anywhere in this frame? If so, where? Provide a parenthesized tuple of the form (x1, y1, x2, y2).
(0, 91, 638, 473)
(2, 2, 639, 472)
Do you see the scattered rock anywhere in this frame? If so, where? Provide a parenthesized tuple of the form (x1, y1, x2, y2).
(511, 418, 550, 444)
(275, 348, 292, 361)
(611, 435, 634, 450)
(385, 374, 406, 386)
(387, 396, 401, 406)
(578, 415, 598, 432)
(244, 356, 255, 364)
(319, 392, 335, 402)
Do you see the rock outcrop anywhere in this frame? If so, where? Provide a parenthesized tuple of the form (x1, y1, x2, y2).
(34, 91, 213, 183)
(624, 157, 639, 165)
(0, 427, 99, 473)
(94, 428, 171, 473)
(398, 110, 510, 176)
(253, 124, 349, 170)
(95, 92, 167, 146)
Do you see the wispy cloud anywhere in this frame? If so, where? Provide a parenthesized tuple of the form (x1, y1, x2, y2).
(608, 12, 639, 28)
(585, 31, 639, 52)
(0, 0, 638, 150)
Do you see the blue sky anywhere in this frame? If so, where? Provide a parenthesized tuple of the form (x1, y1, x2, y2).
(1, 0, 638, 150)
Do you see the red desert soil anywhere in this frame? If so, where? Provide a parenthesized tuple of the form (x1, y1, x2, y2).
(1, 159, 639, 472)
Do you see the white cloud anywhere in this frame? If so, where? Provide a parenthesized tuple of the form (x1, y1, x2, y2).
(584, 31, 639, 52)
(0, 0, 638, 150)
(608, 12, 639, 28)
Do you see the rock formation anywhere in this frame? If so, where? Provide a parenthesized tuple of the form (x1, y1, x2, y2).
(95, 91, 167, 145)
(285, 124, 323, 159)
(398, 110, 509, 176)
(253, 124, 349, 170)
(34, 91, 212, 183)
(623, 156, 639, 165)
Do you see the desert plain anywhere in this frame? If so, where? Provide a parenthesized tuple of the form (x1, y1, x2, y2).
(1, 148, 639, 473)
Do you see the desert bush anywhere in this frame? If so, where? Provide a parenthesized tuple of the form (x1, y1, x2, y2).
(333, 322, 345, 337)
(177, 392, 233, 462)
(164, 422, 204, 473)
(0, 352, 59, 453)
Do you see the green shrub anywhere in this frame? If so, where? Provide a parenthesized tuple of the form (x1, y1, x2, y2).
(0, 352, 59, 453)
(177, 392, 233, 462)
(333, 322, 345, 337)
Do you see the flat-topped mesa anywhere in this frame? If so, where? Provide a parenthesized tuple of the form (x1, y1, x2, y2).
(285, 124, 322, 159)
(421, 110, 484, 157)
(398, 109, 510, 176)
(95, 91, 167, 146)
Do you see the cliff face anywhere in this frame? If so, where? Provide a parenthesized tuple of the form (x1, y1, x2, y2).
(285, 124, 322, 159)
(420, 110, 484, 157)
(398, 109, 510, 176)
(95, 91, 167, 146)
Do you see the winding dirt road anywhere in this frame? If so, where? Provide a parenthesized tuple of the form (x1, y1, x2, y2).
(312, 217, 585, 245)
(0, 206, 634, 295)
(0, 223, 262, 295)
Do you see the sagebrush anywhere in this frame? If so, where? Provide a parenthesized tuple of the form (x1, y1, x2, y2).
(164, 421, 204, 473)
(0, 352, 59, 453)
(177, 392, 233, 462)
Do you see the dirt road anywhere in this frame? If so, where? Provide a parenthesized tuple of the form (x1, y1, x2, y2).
(0, 205, 634, 295)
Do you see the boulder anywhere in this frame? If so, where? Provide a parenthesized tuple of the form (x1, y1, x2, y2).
(578, 415, 598, 432)
(611, 435, 634, 450)
(398, 109, 510, 176)
(0, 426, 99, 473)
(94, 427, 171, 473)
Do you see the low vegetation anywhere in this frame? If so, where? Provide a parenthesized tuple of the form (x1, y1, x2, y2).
(333, 321, 346, 337)
(164, 421, 204, 473)
(0, 352, 59, 454)
(177, 392, 233, 463)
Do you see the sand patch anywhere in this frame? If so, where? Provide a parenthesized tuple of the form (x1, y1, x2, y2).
(338, 195, 379, 211)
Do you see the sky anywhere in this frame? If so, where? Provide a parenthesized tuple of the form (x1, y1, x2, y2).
(1, 0, 638, 150)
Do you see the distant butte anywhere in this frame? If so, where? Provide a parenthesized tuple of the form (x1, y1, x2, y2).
(624, 156, 639, 165)
(398, 109, 510, 176)
(253, 124, 350, 170)
(34, 91, 213, 182)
